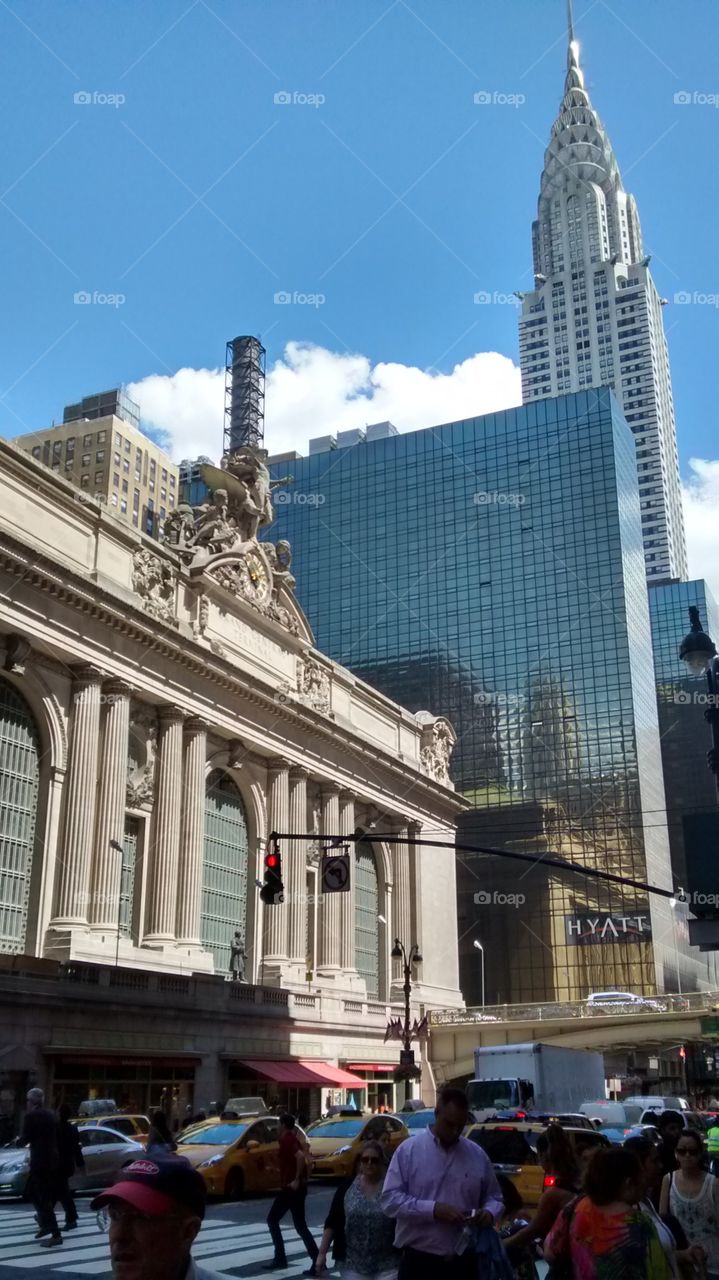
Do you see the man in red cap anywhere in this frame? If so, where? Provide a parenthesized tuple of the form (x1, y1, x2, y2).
(91, 1156, 224, 1280)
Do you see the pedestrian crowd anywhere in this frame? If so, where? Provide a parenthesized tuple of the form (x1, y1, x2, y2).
(14, 1084, 719, 1279)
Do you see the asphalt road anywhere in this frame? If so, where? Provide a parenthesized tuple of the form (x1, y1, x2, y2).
(0, 1185, 335, 1280)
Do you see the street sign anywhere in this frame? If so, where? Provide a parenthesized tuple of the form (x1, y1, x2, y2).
(321, 854, 350, 893)
(701, 1016, 719, 1035)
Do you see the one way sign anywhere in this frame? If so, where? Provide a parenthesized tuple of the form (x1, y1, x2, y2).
(321, 854, 350, 893)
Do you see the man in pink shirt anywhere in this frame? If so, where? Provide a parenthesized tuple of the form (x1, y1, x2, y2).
(382, 1087, 504, 1279)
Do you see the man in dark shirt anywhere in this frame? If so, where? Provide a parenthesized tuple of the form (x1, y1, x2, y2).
(56, 1102, 85, 1229)
(20, 1088, 62, 1247)
(265, 1113, 318, 1273)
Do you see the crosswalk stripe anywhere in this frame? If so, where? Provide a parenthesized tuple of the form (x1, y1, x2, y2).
(0, 1207, 327, 1276)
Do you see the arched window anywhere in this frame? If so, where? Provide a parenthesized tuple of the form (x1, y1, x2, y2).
(0, 680, 40, 952)
(355, 846, 380, 997)
(201, 770, 249, 972)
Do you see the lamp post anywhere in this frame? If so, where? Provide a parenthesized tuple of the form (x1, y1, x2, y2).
(109, 839, 124, 968)
(679, 606, 719, 793)
(390, 937, 423, 1104)
(473, 940, 485, 1008)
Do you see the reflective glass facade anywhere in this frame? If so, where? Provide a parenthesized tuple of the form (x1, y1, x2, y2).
(649, 579, 719, 986)
(266, 389, 682, 1001)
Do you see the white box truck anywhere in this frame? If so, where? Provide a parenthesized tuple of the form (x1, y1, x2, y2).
(467, 1043, 606, 1119)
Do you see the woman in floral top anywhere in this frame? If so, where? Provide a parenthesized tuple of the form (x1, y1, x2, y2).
(314, 1140, 398, 1279)
(545, 1147, 671, 1279)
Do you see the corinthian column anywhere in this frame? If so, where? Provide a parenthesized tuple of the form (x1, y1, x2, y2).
(144, 707, 184, 944)
(391, 824, 412, 992)
(339, 791, 357, 975)
(52, 666, 103, 925)
(317, 783, 342, 975)
(176, 719, 208, 945)
(287, 766, 309, 977)
(89, 680, 132, 928)
(264, 758, 289, 964)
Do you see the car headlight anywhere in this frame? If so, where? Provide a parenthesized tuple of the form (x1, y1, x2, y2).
(198, 1155, 225, 1169)
(1, 1163, 26, 1175)
(332, 1145, 352, 1155)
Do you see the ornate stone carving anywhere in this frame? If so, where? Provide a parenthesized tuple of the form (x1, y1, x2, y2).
(131, 549, 176, 624)
(417, 712, 456, 787)
(3, 634, 32, 675)
(297, 655, 331, 713)
(163, 503, 195, 550)
(126, 703, 158, 808)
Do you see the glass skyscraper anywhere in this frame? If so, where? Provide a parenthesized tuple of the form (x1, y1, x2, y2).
(266, 388, 687, 1001)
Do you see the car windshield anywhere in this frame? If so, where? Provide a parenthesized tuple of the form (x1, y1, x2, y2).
(467, 1129, 535, 1163)
(180, 1123, 248, 1145)
(307, 1120, 365, 1138)
(405, 1111, 435, 1130)
(466, 1082, 516, 1110)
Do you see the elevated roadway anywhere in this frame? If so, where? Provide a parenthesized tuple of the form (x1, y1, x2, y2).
(429, 992, 719, 1082)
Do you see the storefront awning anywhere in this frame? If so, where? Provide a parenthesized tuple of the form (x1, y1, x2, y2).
(237, 1058, 366, 1087)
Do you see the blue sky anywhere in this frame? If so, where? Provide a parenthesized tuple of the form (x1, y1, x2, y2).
(2, 1, 718, 501)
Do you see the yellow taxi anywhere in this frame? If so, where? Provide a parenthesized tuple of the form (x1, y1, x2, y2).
(464, 1120, 610, 1207)
(306, 1113, 408, 1178)
(71, 1114, 150, 1145)
(176, 1116, 309, 1199)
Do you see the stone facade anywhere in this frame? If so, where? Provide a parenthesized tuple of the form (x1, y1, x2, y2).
(0, 439, 464, 1116)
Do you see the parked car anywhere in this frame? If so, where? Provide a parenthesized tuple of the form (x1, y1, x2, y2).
(586, 992, 662, 1012)
(73, 1113, 150, 1144)
(465, 1121, 610, 1207)
(306, 1114, 408, 1178)
(176, 1116, 309, 1199)
(0, 1124, 144, 1198)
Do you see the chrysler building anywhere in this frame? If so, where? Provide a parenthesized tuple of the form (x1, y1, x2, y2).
(518, 5, 687, 582)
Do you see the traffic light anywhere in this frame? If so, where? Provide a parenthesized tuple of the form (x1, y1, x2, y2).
(260, 837, 284, 905)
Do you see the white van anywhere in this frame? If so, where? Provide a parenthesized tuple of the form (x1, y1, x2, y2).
(623, 1095, 688, 1113)
(580, 1100, 644, 1126)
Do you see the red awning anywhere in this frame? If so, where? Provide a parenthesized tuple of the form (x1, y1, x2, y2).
(238, 1058, 366, 1087)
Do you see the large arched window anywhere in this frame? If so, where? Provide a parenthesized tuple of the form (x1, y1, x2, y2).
(355, 846, 380, 998)
(0, 679, 40, 953)
(200, 770, 249, 973)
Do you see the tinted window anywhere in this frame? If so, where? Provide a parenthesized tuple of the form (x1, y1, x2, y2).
(467, 1130, 536, 1164)
(405, 1111, 435, 1131)
(308, 1120, 365, 1139)
(107, 1118, 134, 1136)
(181, 1124, 249, 1145)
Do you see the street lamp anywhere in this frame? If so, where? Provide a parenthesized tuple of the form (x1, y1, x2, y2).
(109, 839, 124, 968)
(473, 940, 485, 1008)
(390, 938, 423, 1103)
(679, 606, 719, 793)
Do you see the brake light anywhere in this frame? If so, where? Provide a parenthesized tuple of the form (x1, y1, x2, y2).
(516, 1111, 527, 1119)
(543, 1173, 558, 1188)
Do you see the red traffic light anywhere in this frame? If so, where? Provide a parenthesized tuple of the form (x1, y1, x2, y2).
(266, 853, 279, 869)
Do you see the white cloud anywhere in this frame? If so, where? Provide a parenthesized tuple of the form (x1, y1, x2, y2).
(683, 459, 719, 601)
(128, 340, 522, 462)
(129, 346, 718, 603)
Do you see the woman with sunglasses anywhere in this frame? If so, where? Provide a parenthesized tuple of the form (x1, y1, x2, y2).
(660, 1129, 719, 1278)
(313, 1140, 399, 1279)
